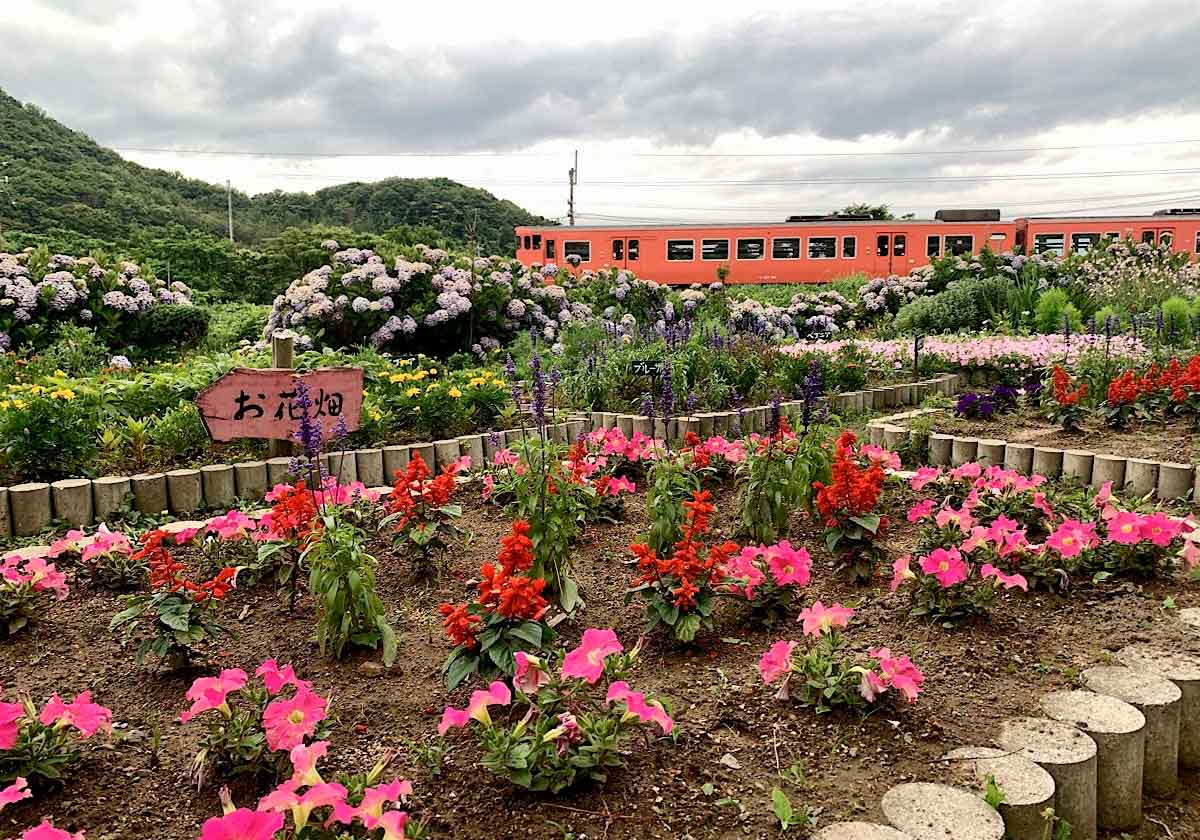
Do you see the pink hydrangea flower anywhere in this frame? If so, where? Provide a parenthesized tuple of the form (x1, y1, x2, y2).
(180, 669, 248, 723)
(920, 548, 968, 588)
(757, 640, 796, 684)
(0, 777, 31, 811)
(20, 822, 85, 840)
(561, 628, 623, 683)
(38, 691, 112, 738)
(606, 681, 674, 734)
(200, 808, 284, 840)
(513, 652, 551, 696)
(262, 687, 328, 751)
(980, 563, 1029, 591)
(765, 541, 811, 587)
(797, 601, 854, 637)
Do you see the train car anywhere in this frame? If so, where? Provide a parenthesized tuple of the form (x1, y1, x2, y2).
(1014, 211, 1200, 257)
(514, 211, 1015, 285)
(515, 208, 1200, 285)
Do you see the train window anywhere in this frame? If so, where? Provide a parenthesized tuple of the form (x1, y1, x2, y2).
(628, 239, 639, 260)
(772, 238, 801, 259)
(1141, 231, 1156, 245)
(893, 235, 906, 256)
(612, 239, 624, 261)
(808, 237, 836, 259)
(532, 234, 542, 249)
(1033, 234, 1064, 256)
(523, 235, 531, 250)
(736, 238, 765, 259)
(1071, 233, 1100, 254)
(842, 236, 857, 258)
(545, 239, 555, 259)
(927, 235, 941, 257)
(702, 239, 730, 260)
(667, 240, 695, 261)
(1161, 232, 1174, 248)
(1106, 232, 1120, 242)
(563, 241, 591, 261)
(944, 235, 974, 256)
(876, 234, 889, 256)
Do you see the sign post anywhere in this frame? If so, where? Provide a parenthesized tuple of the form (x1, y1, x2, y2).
(268, 334, 296, 458)
(913, 333, 925, 377)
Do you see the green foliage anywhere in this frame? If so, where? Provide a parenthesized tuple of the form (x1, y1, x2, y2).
(0, 390, 99, 480)
(1161, 296, 1191, 342)
(30, 325, 110, 378)
(202, 303, 269, 351)
(148, 401, 210, 463)
(736, 427, 832, 544)
(1034, 289, 1083, 334)
(645, 454, 701, 554)
(895, 276, 1011, 334)
(124, 304, 211, 357)
(984, 774, 1006, 810)
(0, 702, 83, 784)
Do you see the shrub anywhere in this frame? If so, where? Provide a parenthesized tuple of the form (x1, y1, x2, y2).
(202, 303, 269, 352)
(149, 401, 209, 462)
(1161, 296, 1191, 343)
(1034, 288, 1083, 334)
(894, 276, 1010, 334)
(736, 414, 832, 544)
(31, 325, 109, 378)
(124, 304, 210, 356)
(0, 389, 99, 481)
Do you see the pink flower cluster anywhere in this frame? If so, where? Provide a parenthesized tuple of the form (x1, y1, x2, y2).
(860, 648, 925, 703)
(1, 687, 112, 751)
(179, 660, 329, 752)
(586, 427, 659, 462)
(1, 552, 68, 599)
(726, 540, 812, 598)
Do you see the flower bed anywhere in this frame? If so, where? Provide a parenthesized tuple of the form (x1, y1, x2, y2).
(1, 424, 1198, 838)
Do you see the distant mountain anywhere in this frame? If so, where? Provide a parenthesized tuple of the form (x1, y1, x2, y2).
(0, 88, 552, 254)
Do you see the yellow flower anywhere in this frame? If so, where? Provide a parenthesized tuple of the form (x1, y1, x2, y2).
(429, 367, 438, 375)
(11, 399, 27, 410)
(425, 383, 437, 393)
(448, 387, 462, 398)
(28, 384, 45, 395)
(0, 401, 8, 410)
(388, 373, 407, 383)
(50, 388, 76, 400)
(398, 358, 413, 366)
(405, 387, 420, 398)
(369, 408, 382, 422)
(53, 369, 67, 378)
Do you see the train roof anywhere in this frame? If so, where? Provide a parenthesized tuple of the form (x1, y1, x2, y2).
(514, 219, 1002, 231)
(1018, 213, 1200, 222)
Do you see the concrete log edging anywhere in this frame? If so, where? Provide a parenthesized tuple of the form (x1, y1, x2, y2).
(812, 824, 913, 840)
(943, 746, 1054, 840)
(996, 716, 1098, 840)
(1115, 644, 1200, 770)
(1081, 665, 1181, 797)
(880, 782, 1004, 840)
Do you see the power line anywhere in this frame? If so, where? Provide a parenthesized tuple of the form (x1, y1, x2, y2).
(113, 145, 556, 158)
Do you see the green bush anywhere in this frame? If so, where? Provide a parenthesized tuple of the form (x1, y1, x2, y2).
(894, 276, 1010, 334)
(0, 392, 100, 480)
(1161, 296, 1192, 342)
(29, 326, 110, 378)
(202, 303, 269, 352)
(149, 401, 209, 462)
(1034, 289, 1083, 334)
(1093, 305, 1124, 333)
(125, 305, 211, 356)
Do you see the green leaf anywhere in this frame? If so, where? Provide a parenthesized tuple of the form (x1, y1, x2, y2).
(849, 514, 881, 533)
(507, 622, 543, 648)
(377, 616, 397, 667)
(771, 787, 794, 830)
(444, 650, 478, 690)
(675, 613, 701, 643)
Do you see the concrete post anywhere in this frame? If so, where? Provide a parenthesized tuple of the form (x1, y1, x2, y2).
(166, 469, 203, 513)
(1003, 443, 1034, 475)
(1156, 462, 1193, 501)
(976, 439, 1005, 466)
(566, 419, 587, 441)
(265, 457, 293, 486)
(51, 478, 93, 528)
(10, 483, 51, 537)
(355, 449, 385, 488)
(867, 423, 886, 446)
(880, 783, 1003, 840)
(928, 433, 953, 466)
(943, 746, 1055, 840)
(92, 475, 131, 521)
(130, 473, 168, 514)
(1082, 665, 1181, 796)
(1030, 447, 1064, 479)
(1116, 644, 1200, 769)
(433, 439, 461, 471)
(1040, 690, 1145, 830)
(812, 823, 912, 840)
(233, 461, 268, 501)
(950, 437, 978, 466)
(328, 451, 358, 485)
(458, 435, 485, 469)
(0, 488, 10, 538)
(1061, 450, 1095, 485)
(883, 425, 907, 453)
(1090, 454, 1125, 490)
(1123, 458, 1159, 497)
(200, 465, 236, 509)
(382, 445, 410, 481)
(409, 442, 435, 470)
(997, 716, 1098, 840)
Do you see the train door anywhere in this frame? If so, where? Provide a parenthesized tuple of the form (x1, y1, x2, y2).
(873, 231, 906, 275)
(610, 238, 626, 268)
(1139, 227, 1176, 250)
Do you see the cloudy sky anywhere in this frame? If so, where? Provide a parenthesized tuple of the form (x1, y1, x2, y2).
(5, 0, 1200, 222)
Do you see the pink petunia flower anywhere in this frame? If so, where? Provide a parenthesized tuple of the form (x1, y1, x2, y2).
(561, 628, 623, 683)
(492, 448, 519, 467)
(606, 681, 674, 734)
(906, 499, 936, 522)
(859, 669, 888, 703)
(23, 557, 68, 600)
(1139, 512, 1182, 547)
(255, 660, 311, 696)
(1045, 520, 1098, 559)
(797, 601, 854, 637)
(513, 652, 551, 696)
(180, 669, 248, 723)
(0, 695, 24, 751)
(934, 505, 974, 534)
(447, 456, 472, 475)
(606, 476, 636, 495)
(288, 740, 328, 786)
(889, 554, 914, 592)
(20, 822, 85, 840)
(859, 444, 901, 471)
(920, 548, 968, 588)
(757, 640, 796, 684)
(960, 525, 993, 553)
(870, 647, 925, 702)
(910, 466, 941, 491)
(727, 547, 767, 599)
(980, 563, 1029, 591)
(1093, 480, 1113, 509)
(950, 462, 982, 481)
(1104, 510, 1144, 545)
(207, 510, 256, 541)
(262, 687, 328, 751)
(1032, 492, 1055, 519)
(480, 473, 495, 500)
(438, 681, 511, 734)
(200, 808, 284, 840)
(352, 780, 414, 828)
(0, 777, 31, 811)
(377, 810, 410, 840)
(765, 541, 811, 587)
(39, 691, 112, 738)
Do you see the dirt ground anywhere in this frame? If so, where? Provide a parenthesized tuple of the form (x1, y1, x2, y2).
(933, 406, 1200, 466)
(2, 482, 1199, 840)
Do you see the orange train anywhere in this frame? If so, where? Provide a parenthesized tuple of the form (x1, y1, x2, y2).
(514, 209, 1200, 285)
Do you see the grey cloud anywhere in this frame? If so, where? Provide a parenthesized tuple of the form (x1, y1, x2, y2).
(3, 0, 1198, 166)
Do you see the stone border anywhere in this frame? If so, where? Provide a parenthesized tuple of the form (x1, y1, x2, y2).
(0, 374, 963, 538)
(878, 410, 1197, 502)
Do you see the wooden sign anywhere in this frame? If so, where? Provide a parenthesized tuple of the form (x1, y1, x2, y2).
(196, 367, 365, 442)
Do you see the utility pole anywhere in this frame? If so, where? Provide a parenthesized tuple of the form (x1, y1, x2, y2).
(0, 160, 10, 240)
(567, 149, 577, 226)
(226, 179, 234, 242)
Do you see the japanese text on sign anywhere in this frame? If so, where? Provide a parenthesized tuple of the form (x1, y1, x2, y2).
(196, 367, 365, 442)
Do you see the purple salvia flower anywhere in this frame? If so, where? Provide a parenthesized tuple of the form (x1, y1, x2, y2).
(529, 353, 547, 428)
(291, 378, 323, 460)
(505, 354, 522, 410)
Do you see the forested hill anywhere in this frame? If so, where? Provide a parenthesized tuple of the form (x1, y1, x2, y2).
(0, 88, 552, 254)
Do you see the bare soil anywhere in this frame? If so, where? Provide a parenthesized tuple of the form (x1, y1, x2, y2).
(933, 406, 1200, 465)
(2, 483, 1199, 840)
